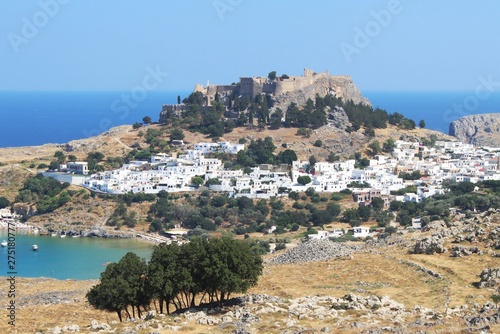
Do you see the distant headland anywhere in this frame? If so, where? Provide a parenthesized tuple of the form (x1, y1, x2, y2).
(450, 113, 500, 147)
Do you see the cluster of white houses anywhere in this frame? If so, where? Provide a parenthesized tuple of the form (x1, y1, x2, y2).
(0, 208, 33, 230)
(80, 140, 500, 205)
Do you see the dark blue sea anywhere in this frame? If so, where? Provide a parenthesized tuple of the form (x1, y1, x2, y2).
(364, 91, 500, 135)
(0, 91, 189, 148)
(1, 90, 499, 147)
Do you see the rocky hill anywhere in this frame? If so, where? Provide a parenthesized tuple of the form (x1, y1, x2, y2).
(272, 75, 371, 112)
(449, 113, 500, 146)
(0, 123, 453, 168)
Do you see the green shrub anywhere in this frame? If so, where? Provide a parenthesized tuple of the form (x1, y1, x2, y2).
(292, 202, 305, 210)
(275, 243, 286, 251)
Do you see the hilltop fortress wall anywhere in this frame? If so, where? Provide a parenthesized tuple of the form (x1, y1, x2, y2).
(239, 69, 336, 99)
(193, 68, 363, 103)
(160, 68, 369, 122)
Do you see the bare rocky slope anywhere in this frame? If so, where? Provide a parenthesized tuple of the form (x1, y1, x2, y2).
(449, 113, 500, 146)
(272, 75, 371, 112)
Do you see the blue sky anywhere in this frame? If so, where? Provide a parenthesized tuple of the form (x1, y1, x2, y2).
(1, 0, 499, 92)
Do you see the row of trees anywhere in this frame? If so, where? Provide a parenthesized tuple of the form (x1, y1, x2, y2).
(87, 237, 263, 321)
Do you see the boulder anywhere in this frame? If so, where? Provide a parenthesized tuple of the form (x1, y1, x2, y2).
(451, 245, 483, 257)
(478, 268, 500, 288)
(90, 320, 111, 331)
(414, 235, 447, 254)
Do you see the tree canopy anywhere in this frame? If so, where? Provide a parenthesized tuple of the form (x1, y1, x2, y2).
(297, 175, 312, 186)
(15, 174, 71, 213)
(87, 238, 263, 321)
(86, 252, 149, 321)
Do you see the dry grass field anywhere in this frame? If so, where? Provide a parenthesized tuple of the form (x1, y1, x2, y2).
(0, 165, 35, 201)
(2, 233, 499, 334)
(256, 252, 448, 309)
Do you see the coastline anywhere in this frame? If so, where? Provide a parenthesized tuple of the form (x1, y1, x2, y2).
(0, 220, 35, 231)
(2, 205, 177, 248)
(0, 230, 154, 280)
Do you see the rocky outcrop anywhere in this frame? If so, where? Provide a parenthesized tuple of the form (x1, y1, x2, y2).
(478, 268, 500, 289)
(161, 73, 370, 128)
(43, 294, 500, 334)
(414, 235, 447, 254)
(272, 75, 370, 112)
(450, 245, 483, 257)
(267, 239, 365, 264)
(449, 113, 500, 146)
(326, 105, 351, 130)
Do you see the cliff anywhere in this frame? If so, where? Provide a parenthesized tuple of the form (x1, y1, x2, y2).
(272, 75, 371, 112)
(449, 113, 500, 146)
(160, 69, 371, 124)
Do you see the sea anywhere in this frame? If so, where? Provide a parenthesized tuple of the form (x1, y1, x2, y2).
(1, 90, 500, 148)
(364, 91, 500, 135)
(0, 90, 190, 148)
(0, 90, 499, 279)
(0, 230, 153, 280)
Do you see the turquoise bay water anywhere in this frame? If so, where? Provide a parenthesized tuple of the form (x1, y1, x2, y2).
(0, 231, 153, 280)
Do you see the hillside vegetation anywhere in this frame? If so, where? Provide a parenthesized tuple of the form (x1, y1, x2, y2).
(0, 89, 487, 333)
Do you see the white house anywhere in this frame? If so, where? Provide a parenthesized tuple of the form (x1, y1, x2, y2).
(308, 230, 329, 240)
(193, 142, 244, 155)
(66, 162, 89, 175)
(0, 208, 13, 218)
(412, 218, 422, 230)
(329, 229, 344, 238)
(352, 227, 371, 238)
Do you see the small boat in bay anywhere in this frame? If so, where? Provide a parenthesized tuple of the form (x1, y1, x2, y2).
(32, 244, 38, 251)
(1, 240, 7, 247)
